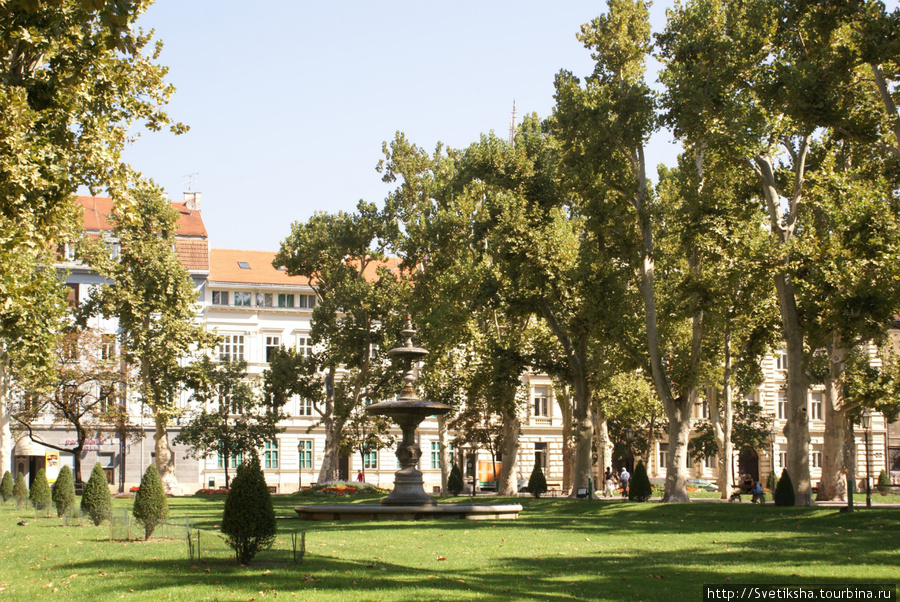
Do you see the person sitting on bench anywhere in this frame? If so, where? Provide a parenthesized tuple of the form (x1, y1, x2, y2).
(751, 480, 765, 503)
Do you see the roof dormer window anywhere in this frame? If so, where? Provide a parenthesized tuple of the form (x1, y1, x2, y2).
(238, 261, 250, 269)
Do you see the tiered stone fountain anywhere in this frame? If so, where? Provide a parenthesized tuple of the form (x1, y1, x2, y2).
(294, 317, 522, 521)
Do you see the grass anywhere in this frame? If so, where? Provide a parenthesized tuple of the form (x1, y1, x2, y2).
(0, 493, 896, 601)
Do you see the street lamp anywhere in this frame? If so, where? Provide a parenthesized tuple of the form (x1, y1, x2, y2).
(768, 427, 778, 484)
(861, 409, 872, 508)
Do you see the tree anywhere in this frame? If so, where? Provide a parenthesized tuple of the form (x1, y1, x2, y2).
(340, 401, 394, 483)
(0, 470, 12, 502)
(176, 358, 285, 488)
(29, 467, 51, 510)
(51, 465, 76, 517)
(85, 182, 216, 491)
(81, 462, 111, 525)
(273, 202, 405, 483)
(13, 328, 136, 483)
(221, 456, 276, 565)
(13, 472, 27, 502)
(628, 460, 653, 502)
(527, 461, 548, 498)
(132, 464, 168, 540)
(448, 464, 464, 496)
(774, 469, 795, 507)
(0, 0, 184, 476)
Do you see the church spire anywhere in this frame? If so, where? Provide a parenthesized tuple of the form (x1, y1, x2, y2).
(508, 100, 517, 146)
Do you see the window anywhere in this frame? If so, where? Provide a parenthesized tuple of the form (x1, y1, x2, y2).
(257, 293, 274, 308)
(62, 243, 77, 262)
(364, 449, 378, 469)
(101, 334, 116, 361)
(743, 392, 756, 407)
(778, 451, 787, 469)
(431, 442, 441, 469)
(62, 337, 79, 360)
(297, 396, 313, 417)
(534, 442, 548, 470)
(238, 261, 250, 269)
(298, 440, 313, 469)
(297, 335, 313, 357)
(810, 392, 823, 421)
(233, 291, 251, 307)
(212, 290, 229, 305)
(810, 449, 822, 469)
(297, 294, 316, 309)
(98, 385, 116, 414)
(265, 335, 280, 363)
(533, 386, 549, 418)
(777, 392, 788, 420)
(699, 400, 709, 419)
(218, 335, 245, 362)
(704, 454, 716, 469)
(66, 283, 79, 309)
(99, 453, 115, 484)
(218, 450, 243, 468)
(264, 440, 279, 468)
(659, 442, 669, 469)
(776, 350, 788, 371)
(278, 294, 294, 308)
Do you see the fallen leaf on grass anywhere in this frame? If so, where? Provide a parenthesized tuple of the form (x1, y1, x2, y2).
(437, 556, 447, 561)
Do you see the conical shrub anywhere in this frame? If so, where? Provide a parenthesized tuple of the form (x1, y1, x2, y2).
(774, 468, 795, 506)
(13, 473, 28, 502)
(133, 464, 169, 540)
(81, 462, 112, 525)
(877, 469, 891, 494)
(448, 464, 464, 496)
(0, 471, 13, 503)
(628, 460, 653, 502)
(222, 456, 276, 564)
(527, 461, 547, 498)
(29, 468, 51, 511)
(52, 465, 76, 518)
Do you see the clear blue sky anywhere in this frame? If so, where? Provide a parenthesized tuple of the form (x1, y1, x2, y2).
(122, 1, 678, 252)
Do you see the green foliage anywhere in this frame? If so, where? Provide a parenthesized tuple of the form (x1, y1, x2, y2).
(527, 462, 548, 498)
(628, 460, 653, 502)
(13, 473, 28, 501)
(28, 468, 51, 509)
(767, 471, 778, 493)
(51, 465, 75, 517)
(774, 469, 795, 507)
(221, 456, 276, 565)
(877, 469, 891, 493)
(690, 401, 774, 462)
(80, 463, 112, 525)
(448, 464, 464, 496)
(176, 358, 284, 487)
(132, 464, 169, 540)
(0, 471, 13, 502)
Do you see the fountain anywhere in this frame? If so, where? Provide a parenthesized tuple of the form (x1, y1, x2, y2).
(294, 317, 522, 521)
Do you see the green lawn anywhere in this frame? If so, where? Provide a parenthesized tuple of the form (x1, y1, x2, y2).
(0, 493, 896, 601)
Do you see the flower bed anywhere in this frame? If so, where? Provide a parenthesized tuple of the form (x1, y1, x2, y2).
(194, 488, 230, 496)
(298, 480, 389, 496)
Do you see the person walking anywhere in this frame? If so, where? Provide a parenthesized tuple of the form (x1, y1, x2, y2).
(619, 467, 630, 498)
(603, 467, 616, 497)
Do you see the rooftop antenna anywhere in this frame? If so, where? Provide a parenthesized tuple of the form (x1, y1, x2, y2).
(183, 172, 199, 191)
(508, 100, 517, 146)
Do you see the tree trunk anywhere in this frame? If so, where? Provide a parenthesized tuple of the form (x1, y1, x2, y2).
(594, 406, 612, 489)
(498, 406, 520, 496)
(817, 341, 848, 501)
(153, 412, 177, 492)
(554, 381, 575, 491)
(438, 414, 450, 494)
(0, 354, 12, 476)
(663, 394, 694, 503)
(317, 367, 338, 483)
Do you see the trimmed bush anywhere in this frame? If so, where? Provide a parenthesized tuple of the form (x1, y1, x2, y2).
(0, 471, 13, 502)
(133, 464, 169, 540)
(13, 473, 28, 502)
(222, 456, 276, 564)
(527, 461, 547, 498)
(29, 468, 51, 510)
(81, 462, 112, 525)
(877, 469, 891, 494)
(448, 464, 464, 496)
(628, 460, 653, 502)
(766, 470, 778, 493)
(51, 465, 76, 518)
(774, 468, 795, 506)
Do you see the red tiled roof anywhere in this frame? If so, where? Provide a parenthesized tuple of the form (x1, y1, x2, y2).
(74, 196, 208, 238)
(209, 249, 404, 287)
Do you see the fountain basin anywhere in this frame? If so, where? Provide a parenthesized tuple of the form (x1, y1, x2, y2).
(294, 502, 523, 521)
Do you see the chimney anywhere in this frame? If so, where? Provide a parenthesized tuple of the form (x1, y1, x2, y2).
(184, 191, 202, 211)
